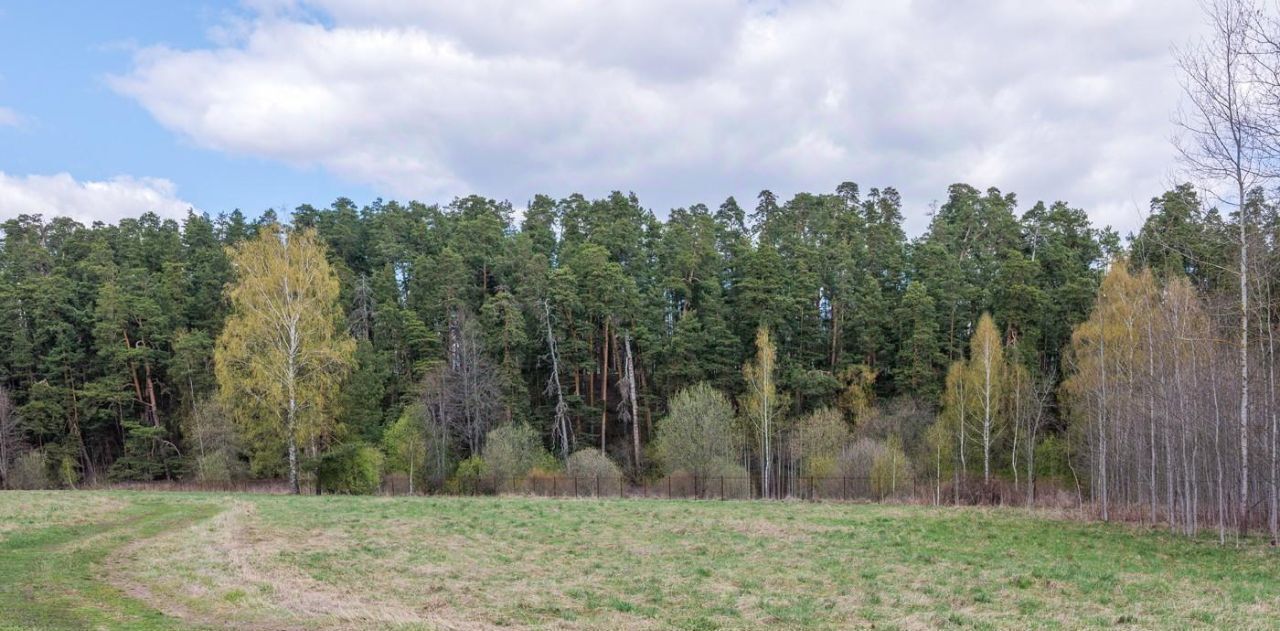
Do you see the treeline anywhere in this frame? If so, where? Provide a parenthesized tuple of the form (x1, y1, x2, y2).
(0, 183, 1110, 487)
(0, 180, 1276, 538)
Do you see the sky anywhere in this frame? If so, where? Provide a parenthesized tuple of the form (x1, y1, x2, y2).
(0, 0, 1207, 235)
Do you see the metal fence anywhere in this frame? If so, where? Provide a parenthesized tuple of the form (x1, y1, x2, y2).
(85, 474, 1067, 509)
(92, 478, 295, 494)
(380, 474, 928, 502)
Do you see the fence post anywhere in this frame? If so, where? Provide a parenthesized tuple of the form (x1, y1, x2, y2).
(573, 475, 578, 497)
(595, 474, 600, 498)
(619, 476, 624, 499)
(667, 476, 671, 499)
(720, 476, 725, 500)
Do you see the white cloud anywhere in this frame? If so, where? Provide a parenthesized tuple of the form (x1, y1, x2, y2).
(113, 0, 1206, 234)
(0, 172, 194, 225)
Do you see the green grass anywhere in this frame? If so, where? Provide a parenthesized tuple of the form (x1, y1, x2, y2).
(1, 491, 1277, 629)
(0, 494, 219, 630)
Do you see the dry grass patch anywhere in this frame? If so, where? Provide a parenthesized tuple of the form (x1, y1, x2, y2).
(0, 490, 126, 540)
(108, 498, 433, 630)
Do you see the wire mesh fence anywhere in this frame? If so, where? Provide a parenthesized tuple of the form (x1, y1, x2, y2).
(93, 478, 295, 494)
(84, 473, 1068, 509)
(79, 475, 1278, 530)
(379, 474, 929, 502)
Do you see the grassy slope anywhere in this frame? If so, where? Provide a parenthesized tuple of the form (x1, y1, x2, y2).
(0, 492, 1277, 630)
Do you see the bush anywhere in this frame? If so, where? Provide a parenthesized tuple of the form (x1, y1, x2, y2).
(1034, 434, 1071, 482)
(484, 423, 552, 491)
(658, 461, 752, 499)
(566, 448, 622, 481)
(711, 461, 753, 499)
(193, 450, 246, 483)
(383, 411, 426, 493)
(563, 449, 623, 496)
(791, 407, 851, 477)
(870, 435, 913, 499)
(57, 452, 80, 488)
(450, 456, 489, 494)
(316, 442, 384, 494)
(654, 382, 737, 479)
(185, 397, 244, 483)
(8, 449, 49, 490)
(837, 438, 884, 479)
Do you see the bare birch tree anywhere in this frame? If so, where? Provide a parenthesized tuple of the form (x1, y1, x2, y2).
(1176, 0, 1266, 534)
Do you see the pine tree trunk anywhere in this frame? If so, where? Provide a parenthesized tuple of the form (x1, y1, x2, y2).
(601, 319, 609, 451)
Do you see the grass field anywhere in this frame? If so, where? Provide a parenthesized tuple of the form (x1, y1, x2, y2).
(1, 492, 1277, 630)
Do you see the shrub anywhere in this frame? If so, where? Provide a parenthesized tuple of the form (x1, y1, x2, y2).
(566, 448, 622, 480)
(316, 442, 384, 494)
(193, 450, 246, 483)
(483, 423, 552, 491)
(1034, 434, 1071, 482)
(870, 435, 913, 499)
(383, 411, 426, 493)
(654, 382, 737, 479)
(837, 438, 884, 479)
(387, 403, 454, 492)
(185, 397, 244, 483)
(791, 407, 851, 478)
(57, 452, 80, 488)
(8, 449, 49, 490)
(658, 461, 752, 499)
(451, 456, 489, 494)
(564, 448, 623, 496)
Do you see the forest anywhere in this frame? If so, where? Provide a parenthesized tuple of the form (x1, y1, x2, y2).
(0, 176, 1273, 532)
(1, 0, 1279, 545)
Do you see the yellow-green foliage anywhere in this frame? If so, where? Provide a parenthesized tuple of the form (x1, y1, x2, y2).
(316, 443, 384, 494)
(382, 411, 426, 491)
(565, 448, 621, 481)
(451, 456, 488, 493)
(654, 382, 738, 479)
(871, 435, 912, 498)
(837, 364, 877, 425)
(791, 407, 851, 478)
(214, 226, 355, 483)
(482, 424, 551, 491)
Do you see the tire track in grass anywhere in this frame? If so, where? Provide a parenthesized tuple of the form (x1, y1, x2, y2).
(0, 495, 221, 630)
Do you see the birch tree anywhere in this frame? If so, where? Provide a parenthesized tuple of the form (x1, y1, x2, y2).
(215, 225, 355, 494)
(1176, 0, 1265, 534)
(967, 313, 1004, 484)
(938, 360, 970, 500)
(742, 326, 785, 498)
(384, 411, 425, 493)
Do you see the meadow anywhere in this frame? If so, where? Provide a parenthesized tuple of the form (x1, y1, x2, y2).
(1, 491, 1278, 630)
